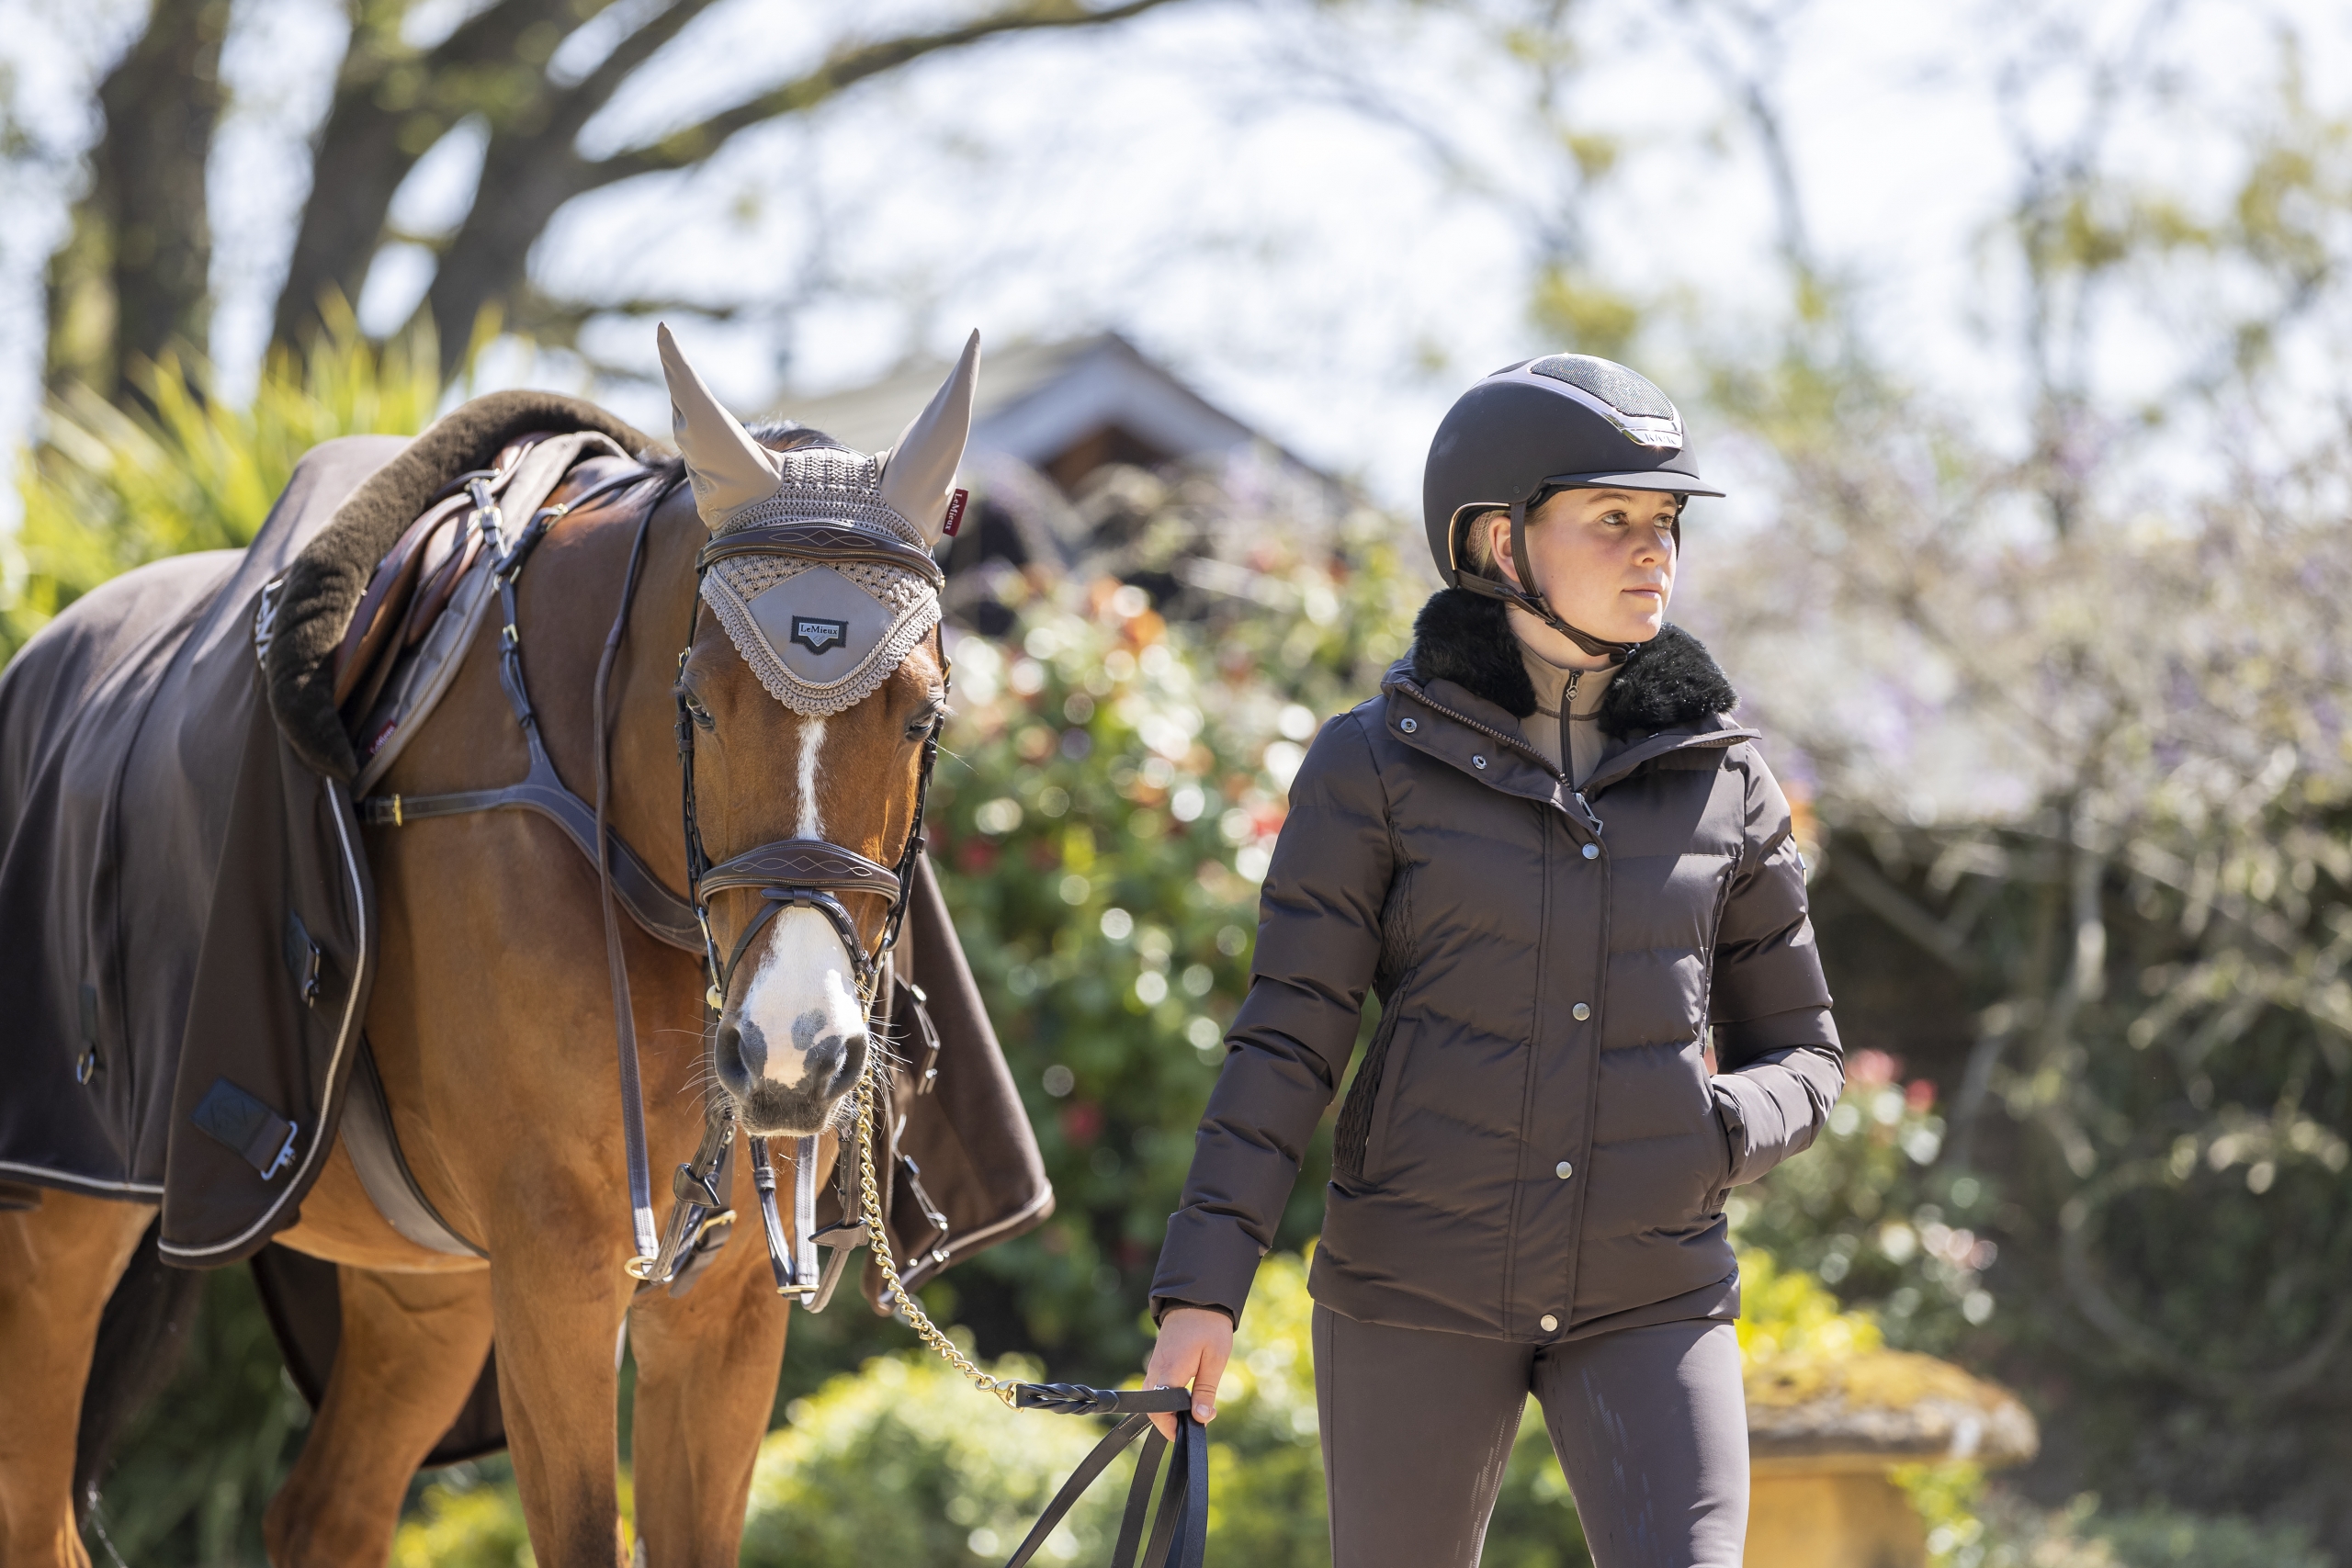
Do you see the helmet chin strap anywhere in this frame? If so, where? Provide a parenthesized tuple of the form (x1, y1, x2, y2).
(1457, 499, 1639, 665)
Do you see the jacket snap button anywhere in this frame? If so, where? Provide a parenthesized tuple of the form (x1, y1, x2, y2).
(1539, 1314, 1559, 1333)
(1399, 716, 1418, 733)
(1555, 1160, 1574, 1179)
(1472, 754, 1487, 769)
(1571, 1002, 1590, 1021)
(1581, 842, 1600, 860)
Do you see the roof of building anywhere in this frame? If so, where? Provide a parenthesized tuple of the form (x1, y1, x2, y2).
(774, 332, 1317, 484)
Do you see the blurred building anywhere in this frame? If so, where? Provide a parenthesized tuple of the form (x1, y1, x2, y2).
(776, 333, 1352, 631)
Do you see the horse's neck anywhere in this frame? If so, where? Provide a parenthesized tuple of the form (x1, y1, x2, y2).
(518, 481, 705, 898)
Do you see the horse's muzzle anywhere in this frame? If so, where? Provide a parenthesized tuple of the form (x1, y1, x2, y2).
(714, 1018, 866, 1135)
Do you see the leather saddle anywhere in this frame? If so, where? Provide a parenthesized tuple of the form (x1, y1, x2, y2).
(331, 431, 639, 794)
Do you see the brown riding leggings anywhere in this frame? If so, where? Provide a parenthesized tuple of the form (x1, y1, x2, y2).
(1312, 1306, 1747, 1568)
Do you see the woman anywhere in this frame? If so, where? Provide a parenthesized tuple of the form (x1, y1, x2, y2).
(1144, 355, 1844, 1568)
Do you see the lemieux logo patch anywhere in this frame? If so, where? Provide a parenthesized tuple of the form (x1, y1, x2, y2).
(941, 487, 969, 538)
(789, 616, 851, 654)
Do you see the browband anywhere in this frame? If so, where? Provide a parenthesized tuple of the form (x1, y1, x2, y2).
(697, 522, 945, 588)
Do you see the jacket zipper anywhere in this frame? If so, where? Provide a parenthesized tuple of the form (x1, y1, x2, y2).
(1396, 682, 1563, 779)
(1396, 681, 1608, 837)
(1560, 670, 1579, 784)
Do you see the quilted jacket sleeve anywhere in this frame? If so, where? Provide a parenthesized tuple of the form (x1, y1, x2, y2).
(1149, 711, 1395, 1325)
(1708, 744, 1845, 1188)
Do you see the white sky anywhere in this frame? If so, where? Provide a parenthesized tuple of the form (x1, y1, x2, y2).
(3, 0, 2348, 519)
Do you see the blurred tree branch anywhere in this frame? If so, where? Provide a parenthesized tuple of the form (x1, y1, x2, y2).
(52, 0, 1190, 394)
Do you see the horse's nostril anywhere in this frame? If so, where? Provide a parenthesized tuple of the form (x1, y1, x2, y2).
(803, 1032, 843, 1077)
(718, 1021, 760, 1079)
(827, 1032, 868, 1094)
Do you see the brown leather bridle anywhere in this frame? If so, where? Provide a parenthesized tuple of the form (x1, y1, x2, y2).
(639, 518, 947, 1294)
(363, 449, 948, 1297)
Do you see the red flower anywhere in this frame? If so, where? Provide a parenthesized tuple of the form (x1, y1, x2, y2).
(1060, 1101, 1103, 1146)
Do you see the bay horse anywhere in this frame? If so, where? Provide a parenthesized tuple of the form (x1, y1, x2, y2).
(0, 328, 979, 1565)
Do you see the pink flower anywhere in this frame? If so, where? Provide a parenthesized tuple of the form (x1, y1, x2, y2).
(1849, 1048, 1900, 1087)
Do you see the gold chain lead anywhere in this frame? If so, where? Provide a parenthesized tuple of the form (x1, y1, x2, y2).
(852, 1067, 1018, 1407)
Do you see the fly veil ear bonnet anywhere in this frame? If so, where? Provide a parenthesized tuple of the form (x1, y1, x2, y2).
(657, 322, 979, 713)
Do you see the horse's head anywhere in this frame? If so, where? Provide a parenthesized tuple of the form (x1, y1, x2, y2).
(660, 325, 976, 1136)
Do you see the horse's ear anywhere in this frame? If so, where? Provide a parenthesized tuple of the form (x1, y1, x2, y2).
(877, 330, 979, 546)
(657, 322, 784, 531)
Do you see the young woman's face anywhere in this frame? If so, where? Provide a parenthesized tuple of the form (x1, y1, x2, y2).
(1487, 487, 1679, 663)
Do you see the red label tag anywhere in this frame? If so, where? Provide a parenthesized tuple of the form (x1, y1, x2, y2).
(941, 487, 969, 539)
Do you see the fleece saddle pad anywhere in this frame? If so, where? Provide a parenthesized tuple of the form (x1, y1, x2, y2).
(0, 436, 402, 1263)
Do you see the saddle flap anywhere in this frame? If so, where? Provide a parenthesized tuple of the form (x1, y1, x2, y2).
(331, 489, 468, 709)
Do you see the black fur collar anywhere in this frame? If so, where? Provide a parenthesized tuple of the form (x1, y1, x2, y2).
(1406, 588, 1737, 739)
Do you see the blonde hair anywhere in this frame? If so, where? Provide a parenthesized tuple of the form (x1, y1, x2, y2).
(1455, 506, 1506, 580)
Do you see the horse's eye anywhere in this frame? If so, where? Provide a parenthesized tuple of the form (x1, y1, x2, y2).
(906, 705, 944, 742)
(685, 695, 716, 731)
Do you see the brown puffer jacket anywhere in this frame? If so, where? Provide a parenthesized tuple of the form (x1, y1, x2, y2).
(1151, 592, 1843, 1342)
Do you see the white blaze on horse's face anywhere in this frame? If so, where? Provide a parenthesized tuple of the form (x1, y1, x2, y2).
(722, 719, 872, 1134)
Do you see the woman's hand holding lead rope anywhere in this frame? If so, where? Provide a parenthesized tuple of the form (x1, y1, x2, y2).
(1143, 1306, 1233, 1440)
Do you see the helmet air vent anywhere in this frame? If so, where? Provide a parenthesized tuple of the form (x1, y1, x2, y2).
(1525, 355, 1685, 448)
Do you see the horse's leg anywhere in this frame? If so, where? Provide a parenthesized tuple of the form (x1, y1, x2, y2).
(488, 1210, 637, 1565)
(626, 1178, 797, 1566)
(0, 1191, 158, 1568)
(260, 1264, 494, 1567)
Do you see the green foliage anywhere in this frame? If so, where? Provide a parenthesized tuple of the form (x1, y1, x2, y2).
(1731, 1050, 2002, 1355)
(1895, 1460, 1993, 1568)
(5, 304, 445, 660)
(2083, 1500, 2335, 1568)
(750, 1252, 1331, 1567)
(390, 1469, 537, 1568)
(741, 1351, 1120, 1566)
(1945, 1491, 2339, 1568)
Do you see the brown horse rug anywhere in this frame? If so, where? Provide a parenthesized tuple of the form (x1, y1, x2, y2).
(2, 395, 1052, 1461)
(0, 393, 650, 1259)
(0, 434, 403, 1263)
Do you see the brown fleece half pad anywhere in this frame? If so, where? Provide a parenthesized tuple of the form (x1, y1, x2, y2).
(264, 390, 651, 780)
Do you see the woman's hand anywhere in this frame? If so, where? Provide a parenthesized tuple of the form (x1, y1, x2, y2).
(1142, 1306, 1233, 1439)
